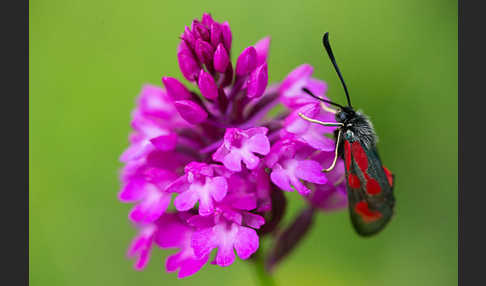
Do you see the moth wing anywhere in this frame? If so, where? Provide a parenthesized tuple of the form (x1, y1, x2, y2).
(343, 139, 395, 236)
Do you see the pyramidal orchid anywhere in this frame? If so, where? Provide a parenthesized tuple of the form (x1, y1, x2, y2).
(118, 13, 347, 282)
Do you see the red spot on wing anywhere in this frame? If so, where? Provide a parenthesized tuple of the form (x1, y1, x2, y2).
(383, 166, 393, 187)
(348, 173, 361, 188)
(354, 201, 382, 223)
(351, 142, 368, 172)
(365, 177, 381, 195)
(344, 141, 351, 172)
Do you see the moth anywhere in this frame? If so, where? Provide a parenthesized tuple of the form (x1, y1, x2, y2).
(299, 32, 395, 236)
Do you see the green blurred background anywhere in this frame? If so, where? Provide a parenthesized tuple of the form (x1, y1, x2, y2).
(30, 0, 457, 285)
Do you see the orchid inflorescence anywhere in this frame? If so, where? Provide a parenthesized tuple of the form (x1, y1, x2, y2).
(118, 13, 347, 279)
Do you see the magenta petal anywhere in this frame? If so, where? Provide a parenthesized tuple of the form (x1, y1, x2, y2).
(246, 133, 270, 155)
(243, 212, 265, 229)
(212, 145, 228, 163)
(192, 228, 216, 258)
(290, 176, 311, 196)
(231, 195, 257, 210)
(235, 46, 257, 76)
(215, 244, 236, 267)
(182, 26, 195, 48)
(118, 178, 147, 202)
(222, 151, 242, 172)
(210, 23, 222, 47)
(187, 214, 215, 229)
(177, 42, 200, 82)
(193, 21, 210, 41)
(128, 226, 156, 270)
(254, 37, 271, 66)
(209, 176, 228, 202)
(166, 252, 182, 272)
(241, 152, 260, 170)
(195, 39, 214, 66)
(177, 255, 209, 278)
(198, 193, 215, 216)
(221, 22, 232, 52)
(174, 100, 208, 124)
(202, 13, 214, 26)
(150, 133, 177, 151)
(174, 190, 199, 211)
(198, 70, 218, 100)
(270, 167, 293, 192)
(307, 78, 328, 97)
(162, 77, 192, 100)
(165, 176, 189, 193)
(222, 209, 243, 225)
(247, 63, 268, 98)
(155, 217, 189, 248)
(134, 248, 151, 270)
(301, 132, 336, 151)
(279, 64, 313, 94)
(295, 160, 328, 184)
(285, 104, 319, 134)
(129, 191, 171, 223)
(119, 141, 153, 162)
(234, 227, 259, 259)
(213, 43, 229, 73)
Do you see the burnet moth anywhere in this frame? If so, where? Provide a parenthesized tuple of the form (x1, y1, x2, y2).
(299, 32, 395, 236)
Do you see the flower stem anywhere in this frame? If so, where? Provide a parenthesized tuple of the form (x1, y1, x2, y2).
(251, 250, 277, 286)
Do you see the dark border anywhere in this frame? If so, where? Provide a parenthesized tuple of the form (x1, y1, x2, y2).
(459, 0, 485, 285)
(2, 0, 28, 284)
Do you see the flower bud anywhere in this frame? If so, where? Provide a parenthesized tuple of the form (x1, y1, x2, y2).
(182, 26, 196, 49)
(235, 46, 257, 76)
(221, 22, 232, 52)
(210, 23, 222, 47)
(195, 38, 214, 67)
(201, 13, 214, 26)
(177, 42, 200, 82)
(213, 43, 229, 73)
(247, 63, 268, 98)
(174, 100, 208, 124)
(198, 70, 218, 100)
(162, 77, 191, 100)
(192, 20, 210, 42)
(254, 36, 271, 66)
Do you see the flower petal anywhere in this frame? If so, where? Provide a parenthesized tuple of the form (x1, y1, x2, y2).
(234, 226, 259, 259)
(254, 36, 271, 66)
(235, 46, 257, 76)
(246, 133, 270, 155)
(213, 43, 229, 73)
(247, 63, 268, 99)
(209, 176, 228, 202)
(118, 178, 147, 202)
(270, 166, 293, 192)
(192, 228, 216, 258)
(150, 133, 178, 151)
(295, 160, 328, 184)
(215, 244, 236, 267)
(162, 77, 192, 100)
(198, 70, 218, 100)
(174, 189, 199, 211)
(222, 150, 242, 172)
(174, 100, 208, 124)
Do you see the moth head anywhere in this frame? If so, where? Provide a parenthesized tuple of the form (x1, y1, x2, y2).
(336, 107, 356, 123)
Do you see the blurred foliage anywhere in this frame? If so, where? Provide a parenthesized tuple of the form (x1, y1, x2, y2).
(30, 0, 457, 285)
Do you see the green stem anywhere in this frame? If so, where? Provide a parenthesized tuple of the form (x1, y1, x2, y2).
(251, 250, 277, 286)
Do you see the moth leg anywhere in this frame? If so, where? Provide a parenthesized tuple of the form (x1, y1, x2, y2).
(320, 102, 338, 114)
(322, 129, 342, 172)
(298, 113, 344, 127)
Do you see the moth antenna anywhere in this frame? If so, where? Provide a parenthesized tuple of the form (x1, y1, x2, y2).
(302, 87, 345, 109)
(322, 32, 352, 108)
